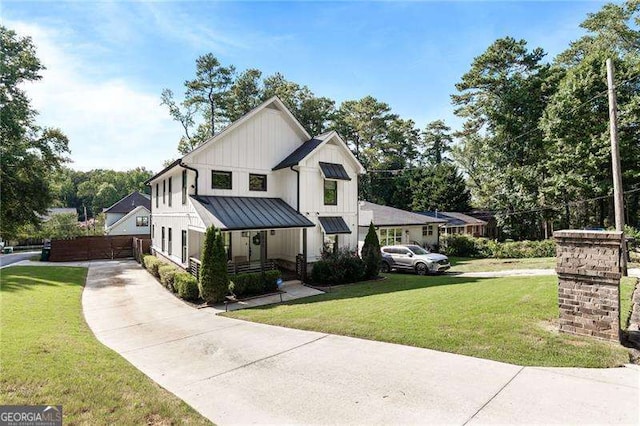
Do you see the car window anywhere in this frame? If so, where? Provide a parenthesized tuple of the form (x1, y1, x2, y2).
(397, 248, 410, 255)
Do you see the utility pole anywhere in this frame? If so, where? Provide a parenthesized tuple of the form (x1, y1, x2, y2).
(606, 58, 627, 274)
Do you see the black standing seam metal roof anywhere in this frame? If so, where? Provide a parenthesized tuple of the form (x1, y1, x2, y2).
(272, 138, 324, 170)
(191, 195, 315, 231)
(103, 192, 151, 214)
(319, 162, 351, 180)
(318, 216, 352, 234)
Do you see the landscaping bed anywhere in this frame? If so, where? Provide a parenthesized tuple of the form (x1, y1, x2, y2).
(0, 266, 210, 424)
(225, 273, 635, 368)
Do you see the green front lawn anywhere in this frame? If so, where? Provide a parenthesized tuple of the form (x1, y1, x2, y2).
(226, 274, 635, 368)
(0, 266, 210, 425)
(448, 256, 556, 272)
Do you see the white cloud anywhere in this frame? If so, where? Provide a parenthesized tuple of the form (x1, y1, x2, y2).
(8, 20, 182, 173)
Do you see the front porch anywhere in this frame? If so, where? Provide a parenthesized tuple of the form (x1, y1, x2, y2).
(187, 227, 308, 280)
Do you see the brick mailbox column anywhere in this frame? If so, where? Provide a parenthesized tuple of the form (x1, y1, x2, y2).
(554, 230, 622, 341)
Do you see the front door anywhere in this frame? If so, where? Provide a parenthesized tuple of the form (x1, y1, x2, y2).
(249, 231, 262, 262)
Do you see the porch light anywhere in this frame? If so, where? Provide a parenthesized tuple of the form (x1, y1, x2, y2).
(270, 230, 276, 236)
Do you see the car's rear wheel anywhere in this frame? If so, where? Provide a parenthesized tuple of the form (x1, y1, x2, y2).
(380, 261, 391, 273)
(415, 263, 428, 276)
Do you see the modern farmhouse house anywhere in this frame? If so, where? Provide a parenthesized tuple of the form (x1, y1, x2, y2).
(147, 97, 365, 275)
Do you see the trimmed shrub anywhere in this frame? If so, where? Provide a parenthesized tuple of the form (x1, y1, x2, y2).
(231, 270, 282, 297)
(441, 234, 556, 258)
(199, 227, 229, 303)
(311, 248, 365, 285)
(141, 254, 153, 268)
(158, 264, 179, 291)
(174, 272, 199, 301)
(361, 222, 381, 278)
(143, 255, 162, 277)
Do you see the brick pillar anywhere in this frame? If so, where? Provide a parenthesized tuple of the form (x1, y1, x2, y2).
(554, 230, 622, 341)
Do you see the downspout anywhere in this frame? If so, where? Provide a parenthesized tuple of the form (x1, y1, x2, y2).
(290, 165, 300, 212)
(179, 162, 199, 196)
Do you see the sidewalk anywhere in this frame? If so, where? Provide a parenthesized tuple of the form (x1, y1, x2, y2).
(80, 259, 639, 425)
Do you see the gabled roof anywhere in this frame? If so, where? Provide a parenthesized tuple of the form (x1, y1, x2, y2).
(273, 130, 365, 175)
(146, 97, 312, 184)
(183, 96, 311, 163)
(272, 138, 324, 170)
(105, 205, 150, 234)
(190, 195, 315, 231)
(419, 211, 487, 226)
(359, 201, 446, 227)
(103, 192, 151, 214)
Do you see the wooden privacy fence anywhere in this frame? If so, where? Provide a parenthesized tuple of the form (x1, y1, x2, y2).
(132, 237, 152, 263)
(49, 235, 150, 262)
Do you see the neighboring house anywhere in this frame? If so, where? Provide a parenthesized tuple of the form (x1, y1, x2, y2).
(104, 192, 151, 236)
(39, 208, 78, 222)
(358, 201, 447, 251)
(467, 210, 498, 239)
(146, 97, 365, 273)
(419, 211, 488, 237)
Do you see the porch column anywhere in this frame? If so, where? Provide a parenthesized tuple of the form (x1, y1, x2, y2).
(302, 228, 308, 281)
(260, 230, 267, 273)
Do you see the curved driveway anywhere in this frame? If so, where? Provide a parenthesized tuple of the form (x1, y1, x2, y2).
(82, 260, 639, 425)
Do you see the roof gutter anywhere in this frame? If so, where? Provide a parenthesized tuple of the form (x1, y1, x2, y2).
(290, 165, 300, 212)
(179, 162, 199, 196)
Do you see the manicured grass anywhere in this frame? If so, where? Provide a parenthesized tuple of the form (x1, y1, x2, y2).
(449, 256, 556, 272)
(226, 274, 633, 367)
(621, 276, 637, 329)
(0, 266, 210, 425)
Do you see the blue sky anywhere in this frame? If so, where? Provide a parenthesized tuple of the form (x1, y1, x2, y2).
(4, 1, 608, 173)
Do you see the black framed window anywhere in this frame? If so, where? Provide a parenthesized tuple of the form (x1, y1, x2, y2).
(181, 230, 187, 263)
(324, 180, 337, 205)
(182, 170, 187, 205)
(152, 224, 155, 238)
(163, 180, 166, 204)
(161, 227, 165, 252)
(212, 170, 232, 189)
(168, 177, 172, 207)
(168, 228, 172, 255)
(155, 183, 159, 208)
(136, 216, 149, 227)
(249, 174, 267, 191)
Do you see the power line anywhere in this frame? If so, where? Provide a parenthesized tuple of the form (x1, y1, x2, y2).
(366, 73, 639, 176)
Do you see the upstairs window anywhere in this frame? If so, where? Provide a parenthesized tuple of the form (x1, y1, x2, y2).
(324, 180, 337, 205)
(155, 183, 159, 208)
(136, 216, 149, 227)
(168, 177, 172, 207)
(163, 179, 166, 204)
(212, 171, 232, 189)
(249, 174, 267, 191)
(182, 169, 187, 205)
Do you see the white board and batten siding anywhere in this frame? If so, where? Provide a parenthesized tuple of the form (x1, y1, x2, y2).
(187, 107, 302, 201)
(299, 139, 360, 261)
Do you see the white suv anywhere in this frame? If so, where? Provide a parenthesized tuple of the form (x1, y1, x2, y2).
(380, 244, 450, 275)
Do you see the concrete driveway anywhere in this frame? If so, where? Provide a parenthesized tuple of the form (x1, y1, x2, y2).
(82, 260, 639, 425)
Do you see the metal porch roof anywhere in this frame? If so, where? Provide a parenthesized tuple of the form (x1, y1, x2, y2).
(190, 195, 315, 231)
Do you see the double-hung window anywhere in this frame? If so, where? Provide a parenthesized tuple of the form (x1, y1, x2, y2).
(168, 177, 172, 207)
